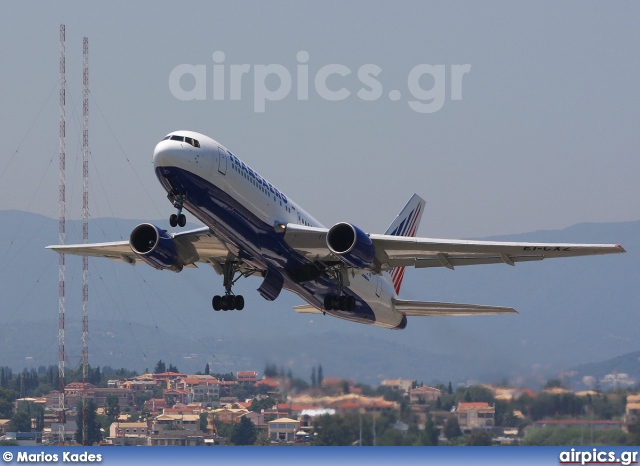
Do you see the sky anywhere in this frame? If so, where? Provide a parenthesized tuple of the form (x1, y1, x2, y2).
(0, 1, 638, 240)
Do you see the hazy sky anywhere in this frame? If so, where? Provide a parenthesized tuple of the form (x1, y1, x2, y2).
(1, 1, 638, 239)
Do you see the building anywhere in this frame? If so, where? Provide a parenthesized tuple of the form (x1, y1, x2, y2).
(148, 430, 206, 446)
(455, 402, 495, 430)
(534, 419, 624, 430)
(152, 414, 200, 432)
(381, 379, 414, 393)
(625, 394, 640, 425)
(409, 386, 442, 404)
(108, 422, 149, 446)
(237, 371, 258, 386)
(3, 432, 42, 446)
(268, 417, 300, 443)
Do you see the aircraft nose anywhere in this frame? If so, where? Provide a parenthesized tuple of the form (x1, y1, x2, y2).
(153, 141, 179, 169)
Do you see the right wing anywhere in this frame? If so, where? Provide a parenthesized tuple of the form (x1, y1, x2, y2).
(46, 226, 231, 268)
(393, 299, 517, 316)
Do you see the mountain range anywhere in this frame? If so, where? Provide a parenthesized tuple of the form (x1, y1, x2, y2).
(0, 211, 638, 389)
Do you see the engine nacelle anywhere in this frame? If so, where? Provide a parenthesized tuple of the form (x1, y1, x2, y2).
(326, 222, 375, 269)
(129, 223, 183, 272)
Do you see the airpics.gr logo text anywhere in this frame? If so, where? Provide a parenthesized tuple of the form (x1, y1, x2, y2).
(169, 51, 471, 113)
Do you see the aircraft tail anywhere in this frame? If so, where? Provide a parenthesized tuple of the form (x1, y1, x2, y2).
(384, 194, 425, 295)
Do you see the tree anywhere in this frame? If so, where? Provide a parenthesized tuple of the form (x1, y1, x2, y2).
(311, 367, 317, 388)
(447, 381, 453, 394)
(263, 364, 278, 378)
(443, 416, 462, 440)
(8, 411, 31, 433)
(199, 413, 209, 433)
(466, 429, 492, 446)
(75, 400, 102, 446)
(167, 364, 179, 373)
(105, 394, 120, 423)
(204, 363, 210, 375)
(230, 416, 257, 445)
(154, 360, 166, 374)
(317, 365, 324, 387)
(421, 414, 439, 446)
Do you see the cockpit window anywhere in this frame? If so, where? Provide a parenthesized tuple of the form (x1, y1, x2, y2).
(167, 134, 200, 147)
(162, 135, 171, 140)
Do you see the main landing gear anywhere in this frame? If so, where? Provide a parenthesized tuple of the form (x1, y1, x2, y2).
(169, 193, 187, 227)
(212, 261, 250, 311)
(323, 264, 357, 312)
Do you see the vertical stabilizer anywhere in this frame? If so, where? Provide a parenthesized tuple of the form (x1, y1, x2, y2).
(385, 194, 425, 294)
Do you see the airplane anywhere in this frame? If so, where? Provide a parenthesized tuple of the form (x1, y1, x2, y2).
(47, 130, 626, 330)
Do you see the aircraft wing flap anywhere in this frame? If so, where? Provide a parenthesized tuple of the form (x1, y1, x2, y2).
(393, 299, 517, 316)
(293, 304, 324, 314)
(283, 224, 333, 261)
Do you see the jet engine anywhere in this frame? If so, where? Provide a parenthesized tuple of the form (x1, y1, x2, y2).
(326, 222, 376, 269)
(129, 223, 183, 272)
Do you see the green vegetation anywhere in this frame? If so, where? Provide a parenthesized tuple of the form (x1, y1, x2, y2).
(522, 426, 628, 446)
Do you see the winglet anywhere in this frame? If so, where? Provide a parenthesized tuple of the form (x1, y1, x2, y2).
(385, 194, 426, 294)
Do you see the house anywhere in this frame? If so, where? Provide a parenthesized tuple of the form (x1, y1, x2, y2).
(144, 398, 168, 412)
(151, 372, 187, 388)
(0, 419, 10, 436)
(381, 379, 414, 393)
(44, 391, 63, 410)
(121, 380, 158, 392)
(625, 394, 640, 425)
(148, 430, 206, 446)
(152, 414, 200, 432)
(409, 386, 442, 404)
(173, 377, 220, 404)
(268, 417, 300, 443)
(244, 411, 268, 434)
(455, 402, 495, 430)
(92, 388, 135, 409)
(237, 371, 258, 386)
(108, 422, 149, 446)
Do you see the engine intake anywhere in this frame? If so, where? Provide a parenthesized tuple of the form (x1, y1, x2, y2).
(326, 222, 375, 269)
(130, 223, 183, 272)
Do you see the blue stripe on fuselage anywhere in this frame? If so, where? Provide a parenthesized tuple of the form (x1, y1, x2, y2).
(155, 166, 377, 325)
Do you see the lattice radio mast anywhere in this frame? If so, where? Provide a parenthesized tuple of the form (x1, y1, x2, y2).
(81, 36, 90, 446)
(57, 23, 67, 444)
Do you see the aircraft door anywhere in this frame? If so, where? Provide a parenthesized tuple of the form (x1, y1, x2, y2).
(217, 147, 227, 175)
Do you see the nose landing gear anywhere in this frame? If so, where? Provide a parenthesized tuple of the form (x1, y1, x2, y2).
(169, 193, 187, 227)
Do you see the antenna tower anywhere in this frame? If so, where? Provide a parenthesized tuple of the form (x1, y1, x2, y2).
(58, 23, 67, 444)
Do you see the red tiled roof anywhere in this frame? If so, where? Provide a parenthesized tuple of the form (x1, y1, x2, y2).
(458, 402, 490, 408)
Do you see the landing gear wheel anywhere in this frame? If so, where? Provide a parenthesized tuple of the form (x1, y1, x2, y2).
(212, 295, 222, 311)
(347, 296, 356, 311)
(338, 296, 348, 311)
(324, 296, 333, 310)
(221, 295, 230, 311)
(169, 214, 178, 227)
(234, 295, 244, 311)
(177, 213, 186, 227)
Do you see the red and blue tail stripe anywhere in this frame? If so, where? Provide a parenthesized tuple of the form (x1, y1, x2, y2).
(384, 194, 425, 295)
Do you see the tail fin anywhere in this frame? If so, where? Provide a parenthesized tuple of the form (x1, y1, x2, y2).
(385, 194, 425, 295)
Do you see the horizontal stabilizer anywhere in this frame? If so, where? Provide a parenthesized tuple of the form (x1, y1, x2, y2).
(293, 304, 324, 315)
(393, 299, 517, 316)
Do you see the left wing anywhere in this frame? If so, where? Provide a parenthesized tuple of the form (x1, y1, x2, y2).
(47, 226, 231, 268)
(283, 223, 625, 271)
